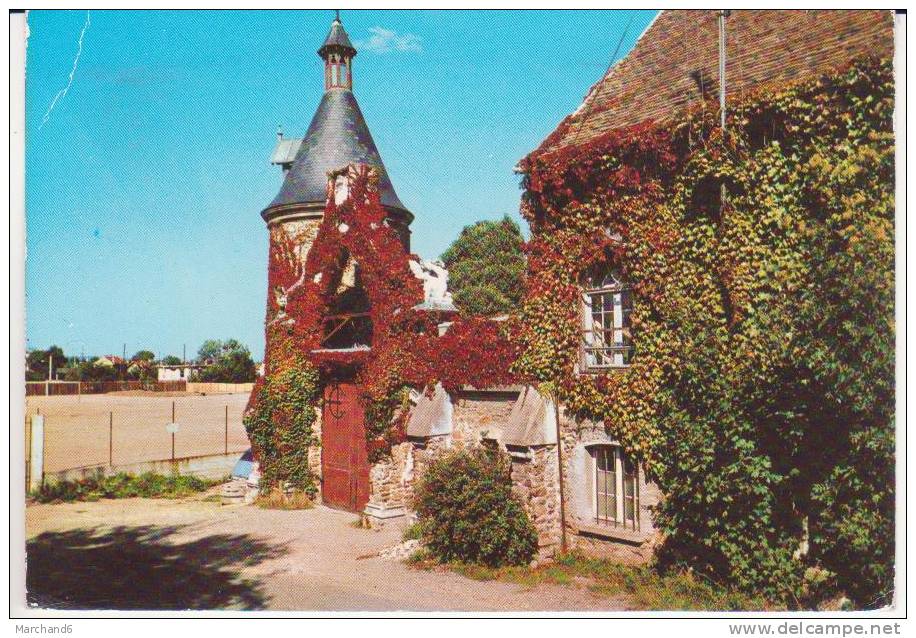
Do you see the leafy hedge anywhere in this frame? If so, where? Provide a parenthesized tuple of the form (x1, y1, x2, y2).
(32, 471, 220, 503)
(517, 57, 895, 607)
(413, 447, 538, 567)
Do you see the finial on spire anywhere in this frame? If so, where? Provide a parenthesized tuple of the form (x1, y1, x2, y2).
(335, 9, 340, 22)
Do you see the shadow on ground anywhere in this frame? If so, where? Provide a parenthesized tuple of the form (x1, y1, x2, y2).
(26, 524, 288, 610)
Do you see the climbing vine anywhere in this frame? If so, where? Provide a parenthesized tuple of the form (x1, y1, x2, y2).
(247, 165, 520, 479)
(516, 56, 895, 607)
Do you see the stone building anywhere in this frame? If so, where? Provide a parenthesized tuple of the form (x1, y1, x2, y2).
(259, 11, 895, 562)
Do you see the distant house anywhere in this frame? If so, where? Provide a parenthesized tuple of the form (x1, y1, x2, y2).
(156, 363, 204, 382)
(94, 355, 126, 368)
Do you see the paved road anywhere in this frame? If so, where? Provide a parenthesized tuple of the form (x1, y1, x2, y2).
(24, 494, 630, 612)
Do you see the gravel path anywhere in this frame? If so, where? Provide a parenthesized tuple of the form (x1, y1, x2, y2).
(24, 494, 631, 612)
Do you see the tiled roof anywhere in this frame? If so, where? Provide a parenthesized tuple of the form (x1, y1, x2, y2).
(529, 9, 894, 159)
(263, 89, 409, 216)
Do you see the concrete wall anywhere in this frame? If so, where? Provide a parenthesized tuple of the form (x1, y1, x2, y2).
(186, 382, 255, 395)
(40, 451, 240, 484)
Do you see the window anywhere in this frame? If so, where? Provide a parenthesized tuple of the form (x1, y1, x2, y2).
(591, 445, 639, 530)
(580, 271, 632, 371)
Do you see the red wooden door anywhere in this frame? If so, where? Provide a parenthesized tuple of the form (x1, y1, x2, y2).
(321, 382, 370, 512)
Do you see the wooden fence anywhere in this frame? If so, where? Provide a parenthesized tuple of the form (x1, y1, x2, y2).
(25, 380, 188, 397)
(186, 382, 255, 395)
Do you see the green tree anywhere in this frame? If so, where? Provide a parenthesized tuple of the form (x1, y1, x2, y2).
(440, 216, 526, 316)
(132, 350, 156, 362)
(26, 345, 66, 381)
(160, 355, 183, 366)
(197, 339, 256, 383)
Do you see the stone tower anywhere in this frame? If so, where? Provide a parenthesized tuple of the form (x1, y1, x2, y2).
(262, 13, 413, 256)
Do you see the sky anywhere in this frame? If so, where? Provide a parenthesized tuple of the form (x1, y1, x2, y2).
(24, 9, 657, 361)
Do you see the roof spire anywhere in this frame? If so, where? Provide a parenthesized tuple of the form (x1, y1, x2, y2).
(319, 12, 356, 91)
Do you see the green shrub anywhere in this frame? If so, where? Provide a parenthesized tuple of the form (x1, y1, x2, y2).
(413, 447, 538, 567)
(31, 471, 219, 503)
(402, 521, 423, 541)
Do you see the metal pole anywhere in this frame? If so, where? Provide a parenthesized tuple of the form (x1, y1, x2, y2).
(718, 10, 728, 132)
(718, 10, 730, 212)
(553, 398, 568, 554)
(225, 405, 229, 455)
(171, 401, 176, 461)
(109, 411, 113, 466)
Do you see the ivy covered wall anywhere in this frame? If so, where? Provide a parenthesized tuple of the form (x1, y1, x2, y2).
(515, 57, 895, 607)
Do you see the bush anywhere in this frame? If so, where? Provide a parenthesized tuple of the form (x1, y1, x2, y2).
(31, 471, 220, 503)
(413, 447, 538, 567)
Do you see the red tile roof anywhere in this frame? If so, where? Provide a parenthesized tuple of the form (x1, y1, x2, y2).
(528, 9, 894, 160)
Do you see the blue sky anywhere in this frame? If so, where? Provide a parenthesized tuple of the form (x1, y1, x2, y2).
(25, 9, 657, 360)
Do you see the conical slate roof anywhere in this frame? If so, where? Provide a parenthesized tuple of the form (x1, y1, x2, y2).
(319, 18, 356, 55)
(263, 89, 409, 216)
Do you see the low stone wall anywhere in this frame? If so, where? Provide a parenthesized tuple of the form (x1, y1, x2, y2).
(186, 382, 255, 395)
(511, 445, 561, 555)
(363, 387, 661, 564)
(40, 451, 240, 483)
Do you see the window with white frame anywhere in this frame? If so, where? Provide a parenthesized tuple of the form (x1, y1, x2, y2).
(580, 271, 632, 371)
(590, 445, 639, 530)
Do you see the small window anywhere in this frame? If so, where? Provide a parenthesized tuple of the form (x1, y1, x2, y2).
(580, 271, 632, 371)
(590, 445, 639, 530)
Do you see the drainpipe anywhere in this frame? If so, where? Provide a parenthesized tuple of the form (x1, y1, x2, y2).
(718, 10, 730, 132)
(552, 398, 568, 554)
(718, 10, 731, 212)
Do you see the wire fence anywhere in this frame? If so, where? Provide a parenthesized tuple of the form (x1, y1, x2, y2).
(25, 393, 252, 482)
(25, 380, 188, 397)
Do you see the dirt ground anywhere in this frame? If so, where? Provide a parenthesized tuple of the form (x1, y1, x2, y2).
(25, 393, 251, 472)
(24, 494, 631, 612)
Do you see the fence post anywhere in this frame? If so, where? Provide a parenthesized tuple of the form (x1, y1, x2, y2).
(225, 405, 229, 455)
(109, 411, 113, 466)
(29, 415, 45, 493)
(171, 401, 176, 462)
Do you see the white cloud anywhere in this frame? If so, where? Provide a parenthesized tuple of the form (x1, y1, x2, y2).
(355, 27, 422, 54)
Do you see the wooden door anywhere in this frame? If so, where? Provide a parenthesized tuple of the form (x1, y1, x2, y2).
(321, 382, 370, 512)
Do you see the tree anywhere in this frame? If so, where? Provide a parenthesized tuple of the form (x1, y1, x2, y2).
(26, 345, 66, 381)
(64, 359, 119, 382)
(197, 339, 248, 364)
(196, 340, 224, 364)
(160, 355, 183, 366)
(132, 350, 156, 362)
(440, 216, 526, 317)
(197, 339, 256, 383)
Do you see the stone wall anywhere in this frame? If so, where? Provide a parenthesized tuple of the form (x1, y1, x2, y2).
(510, 445, 561, 555)
(308, 406, 322, 499)
(361, 387, 662, 564)
(449, 390, 519, 447)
